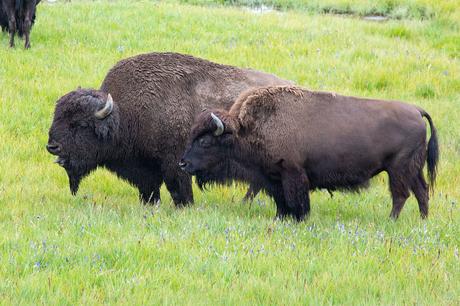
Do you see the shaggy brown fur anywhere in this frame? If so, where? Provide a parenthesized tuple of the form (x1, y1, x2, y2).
(46, 52, 291, 206)
(181, 85, 439, 221)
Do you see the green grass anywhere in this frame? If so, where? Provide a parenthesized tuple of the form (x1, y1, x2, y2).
(173, 0, 460, 20)
(0, 0, 459, 304)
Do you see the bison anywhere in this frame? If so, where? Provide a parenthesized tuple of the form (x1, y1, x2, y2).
(1, 0, 40, 48)
(46, 52, 291, 206)
(180, 86, 439, 221)
(0, 5, 7, 32)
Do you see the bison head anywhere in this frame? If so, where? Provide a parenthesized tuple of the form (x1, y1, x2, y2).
(47, 89, 120, 195)
(180, 110, 240, 188)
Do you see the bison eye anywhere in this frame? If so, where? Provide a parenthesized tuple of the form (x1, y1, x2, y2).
(199, 137, 211, 148)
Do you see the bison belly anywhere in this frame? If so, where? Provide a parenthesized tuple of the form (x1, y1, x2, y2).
(302, 125, 421, 191)
(304, 151, 384, 191)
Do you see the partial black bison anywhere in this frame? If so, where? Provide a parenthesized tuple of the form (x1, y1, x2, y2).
(0, 0, 40, 48)
(181, 86, 439, 221)
(47, 52, 291, 206)
(0, 5, 7, 32)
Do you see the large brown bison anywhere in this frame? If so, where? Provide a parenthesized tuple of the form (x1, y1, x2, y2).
(181, 86, 439, 221)
(46, 52, 291, 206)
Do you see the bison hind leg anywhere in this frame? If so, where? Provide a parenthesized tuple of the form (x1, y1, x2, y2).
(387, 170, 411, 219)
(387, 144, 428, 219)
(22, 5, 35, 49)
(410, 171, 429, 218)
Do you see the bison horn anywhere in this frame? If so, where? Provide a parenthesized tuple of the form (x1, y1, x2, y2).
(211, 112, 224, 136)
(95, 94, 114, 119)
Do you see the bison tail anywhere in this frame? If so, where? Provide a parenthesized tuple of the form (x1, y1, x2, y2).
(420, 109, 439, 192)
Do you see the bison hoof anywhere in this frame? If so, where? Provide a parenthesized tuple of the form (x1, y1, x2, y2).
(175, 201, 193, 208)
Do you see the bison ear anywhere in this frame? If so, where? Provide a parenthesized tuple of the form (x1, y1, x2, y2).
(94, 113, 119, 141)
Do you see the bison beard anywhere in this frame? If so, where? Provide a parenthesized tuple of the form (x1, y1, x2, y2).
(64, 158, 98, 195)
(67, 166, 87, 195)
(182, 86, 439, 221)
(194, 160, 253, 190)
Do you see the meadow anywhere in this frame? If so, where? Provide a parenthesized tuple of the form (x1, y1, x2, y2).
(0, 0, 459, 304)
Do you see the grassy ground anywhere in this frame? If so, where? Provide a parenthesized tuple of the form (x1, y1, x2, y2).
(0, 0, 459, 304)
(174, 0, 460, 21)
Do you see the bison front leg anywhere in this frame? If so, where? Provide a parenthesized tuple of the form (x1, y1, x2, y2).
(280, 164, 310, 221)
(138, 173, 163, 205)
(272, 187, 290, 219)
(107, 163, 163, 205)
(265, 183, 289, 219)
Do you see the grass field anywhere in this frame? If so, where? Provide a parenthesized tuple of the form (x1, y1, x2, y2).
(0, 0, 459, 304)
(175, 0, 460, 20)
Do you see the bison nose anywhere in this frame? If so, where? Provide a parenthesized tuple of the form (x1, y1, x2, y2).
(179, 160, 187, 170)
(46, 143, 61, 155)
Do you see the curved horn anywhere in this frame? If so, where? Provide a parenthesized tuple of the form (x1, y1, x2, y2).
(211, 112, 224, 136)
(95, 94, 114, 119)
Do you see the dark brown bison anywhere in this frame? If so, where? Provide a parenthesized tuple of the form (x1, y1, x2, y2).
(181, 86, 439, 221)
(46, 52, 291, 206)
(1, 0, 40, 48)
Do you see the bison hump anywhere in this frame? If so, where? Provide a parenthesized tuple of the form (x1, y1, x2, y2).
(231, 85, 306, 130)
